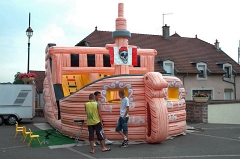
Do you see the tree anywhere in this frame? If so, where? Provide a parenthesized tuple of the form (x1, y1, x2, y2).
(13, 72, 24, 84)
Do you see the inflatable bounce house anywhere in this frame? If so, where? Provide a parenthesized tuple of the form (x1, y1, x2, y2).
(43, 3, 186, 143)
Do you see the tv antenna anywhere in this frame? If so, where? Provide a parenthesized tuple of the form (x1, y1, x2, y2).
(163, 13, 173, 26)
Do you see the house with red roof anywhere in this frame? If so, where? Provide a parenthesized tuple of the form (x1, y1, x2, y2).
(75, 25, 240, 100)
(29, 70, 45, 109)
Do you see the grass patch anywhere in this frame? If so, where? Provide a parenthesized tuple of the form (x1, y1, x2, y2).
(25, 129, 75, 148)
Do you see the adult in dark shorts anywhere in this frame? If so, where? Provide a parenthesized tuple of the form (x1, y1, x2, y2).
(115, 89, 129, 148)
(85, 93, 111, 154)
(94, 91, 114, 145)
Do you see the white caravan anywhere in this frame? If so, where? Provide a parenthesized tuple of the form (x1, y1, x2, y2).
(0, 84, 36, 125)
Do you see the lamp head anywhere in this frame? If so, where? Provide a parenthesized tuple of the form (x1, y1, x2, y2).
(26, 27, 33, 38)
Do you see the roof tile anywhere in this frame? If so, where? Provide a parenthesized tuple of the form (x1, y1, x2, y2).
(76, 30, 240, 74)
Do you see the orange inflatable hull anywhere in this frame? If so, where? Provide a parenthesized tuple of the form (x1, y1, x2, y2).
(43, 68, 186, 143)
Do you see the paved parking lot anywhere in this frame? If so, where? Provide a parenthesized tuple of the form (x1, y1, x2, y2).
(0, 117, 240, 159)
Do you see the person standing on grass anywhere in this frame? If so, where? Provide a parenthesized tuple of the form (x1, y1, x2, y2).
(115, 89, 129, 148)
(84, 93, 111, 154)
(94, 91, 114, 145)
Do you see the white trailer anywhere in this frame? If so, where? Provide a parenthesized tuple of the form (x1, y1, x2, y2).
(0, 84, 36, 125)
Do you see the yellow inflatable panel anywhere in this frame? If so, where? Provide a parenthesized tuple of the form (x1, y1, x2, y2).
(168, 87, 179, 100)
(62, 75, 90, 96)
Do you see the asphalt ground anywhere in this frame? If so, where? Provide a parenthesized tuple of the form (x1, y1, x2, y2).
(0, 117, 240, 159)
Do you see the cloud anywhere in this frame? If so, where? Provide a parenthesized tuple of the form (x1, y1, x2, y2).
(64, 1, 119, 31)
(1, 0, 240, 83)
(40, 23, 66, 44)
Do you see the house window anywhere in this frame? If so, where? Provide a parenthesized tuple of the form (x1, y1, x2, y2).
(192, 90, 212, 99)
(163, 60, 174, 75)
(197, 63, 206, 78)
(224, 88, 233, 100)
(223, 65, 232, 78)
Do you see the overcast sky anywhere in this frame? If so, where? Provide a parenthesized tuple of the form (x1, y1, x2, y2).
(1, 0, 240, 83)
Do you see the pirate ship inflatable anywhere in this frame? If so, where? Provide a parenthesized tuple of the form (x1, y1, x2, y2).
(43, 3, 186, 143)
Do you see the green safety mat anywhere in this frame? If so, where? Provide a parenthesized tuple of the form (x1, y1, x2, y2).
(25, 129, 75, 148)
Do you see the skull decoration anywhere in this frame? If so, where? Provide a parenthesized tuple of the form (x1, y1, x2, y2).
(119, 47, 128, 64)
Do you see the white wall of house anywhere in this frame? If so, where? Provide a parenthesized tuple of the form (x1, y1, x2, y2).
(177, 74, 240, 100)
(208, 103, 240, 124)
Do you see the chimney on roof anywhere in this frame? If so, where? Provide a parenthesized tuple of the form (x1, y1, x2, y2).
(214, 39, 220, 51)
(162, 24, 170, 40)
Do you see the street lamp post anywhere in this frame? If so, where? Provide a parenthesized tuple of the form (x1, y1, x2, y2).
(26, 12, 33, 74)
